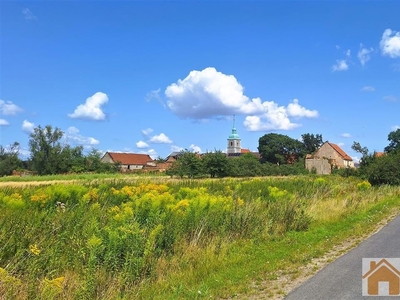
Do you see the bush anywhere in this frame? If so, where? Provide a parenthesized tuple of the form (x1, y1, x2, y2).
(367, 152, 400, 186)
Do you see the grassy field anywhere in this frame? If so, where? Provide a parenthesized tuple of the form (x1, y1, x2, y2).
(0, 175, 399, 299)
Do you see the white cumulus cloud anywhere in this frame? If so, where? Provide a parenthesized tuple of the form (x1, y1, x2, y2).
(332, 60, 349, 71)
(380, 28, 400, 58)
(165, 67, 318, 131)
(392, 125, 400, 131)
(287, 99, 318, 118)
(149, 133, 172, 144)
(243, 99, 318, 131)
(65, 126, 99, 146)
(189, 144, 202, 153)
(0, 119, 9, 126)
(0, 100, 23, 115)
(68, 92, 108, 120)
(136, 141, 149, 149)
(165, 67, 249, 118)
(358, 44, 373, 67)
(22, 120, 35, 134)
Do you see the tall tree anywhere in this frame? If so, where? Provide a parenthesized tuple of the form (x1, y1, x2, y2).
(202, 150, 229, 178)
(351, 141, 369, 157)
(258, 133, 306, 164)
(0, 142, 22, 176)
(166, 150, 203, 178)
(29, 125, 65, 175)
(301, 133, 323, 154)
(384, 128, 400, 153)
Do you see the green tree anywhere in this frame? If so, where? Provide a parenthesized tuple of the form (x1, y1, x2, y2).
(301, 133, 323, 154)
(384, 128, 400, 153)
(0, 142, 22, 176)
(351, 141, 369, 157)
(202, 150, 229, 178)
(368, 152, 400, 185)
(29, 125, 64, 175)
(166, 150, 203, 178)
(84, 148, 120, 173)
(226, 153, 262, 177)
(258, 133, 306, 164)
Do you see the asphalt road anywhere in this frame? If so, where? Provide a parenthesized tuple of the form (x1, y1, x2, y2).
(285, 214, 400, 300)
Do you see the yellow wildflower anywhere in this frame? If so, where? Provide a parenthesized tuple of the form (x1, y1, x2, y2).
(29, 244, 41, 255)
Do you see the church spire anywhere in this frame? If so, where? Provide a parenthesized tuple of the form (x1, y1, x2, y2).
(227, 114, 241, 154)
(231, 114, 237, 135)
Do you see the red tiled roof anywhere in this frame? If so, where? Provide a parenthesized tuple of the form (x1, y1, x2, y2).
(375, 152, 385, 157)
(328, 143, 352, 161)
(241, 148, 250, 153)
(105, 152, 153, 165)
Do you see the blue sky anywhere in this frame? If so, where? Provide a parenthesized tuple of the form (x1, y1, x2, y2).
(1, 1, 399, 161)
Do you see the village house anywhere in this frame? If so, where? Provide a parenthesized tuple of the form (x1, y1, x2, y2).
(100, 152, 156, 172)
(305, 141, 354, 174)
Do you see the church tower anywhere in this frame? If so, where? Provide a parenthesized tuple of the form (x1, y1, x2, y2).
(227, 115, 241, 154)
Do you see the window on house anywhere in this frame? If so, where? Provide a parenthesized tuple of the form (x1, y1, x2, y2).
(230, 142, 233, 146)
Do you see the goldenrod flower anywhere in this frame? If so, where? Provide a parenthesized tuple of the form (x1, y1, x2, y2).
(29, 244, 41, 255)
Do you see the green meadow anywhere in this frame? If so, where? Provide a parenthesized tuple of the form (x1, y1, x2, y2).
(1, 175, 399, 299)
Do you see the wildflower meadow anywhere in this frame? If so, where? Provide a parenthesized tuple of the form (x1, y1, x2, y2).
(1, 176, 399, 299)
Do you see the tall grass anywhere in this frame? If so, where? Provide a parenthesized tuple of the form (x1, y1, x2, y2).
(0, 175, 399, 299)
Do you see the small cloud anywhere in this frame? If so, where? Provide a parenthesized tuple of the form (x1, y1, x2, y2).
(136, 141, 149, 149)
(0, 119, 9, 126)
(19, 148, 30, 158)
(145, 88, 165, 108)
(332, 59, 349, 72)
(189, 144, 202, 153)
(341, 133, 351, 138)
(352, 156, 360, 163)
(22, 8, 37, 20)
(243, 99, 318, 132)
(65, 126, 99, 146)
(361, 86, 375, 92)
(337, 142, 345, 147)
(0, 100, 23, 115)
(380, 28, 400, 58)
(383, 95, 398, 102)
(392, 125, 400, 131)
(68, 92, 108, 120)
(22, 120, 35, 134)
(149, 133, 172, 144)
(358, 44, 374, 67)
(335, 45, 340, 50)
(142, 128, 153, 136)
(345, 49, 351, 57)
(139, 149, 158, 159)
(287, 99, 319, 118)
(171, 145, 184, 152)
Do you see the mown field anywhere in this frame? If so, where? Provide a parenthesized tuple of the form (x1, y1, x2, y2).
(1, 175, 400, 299)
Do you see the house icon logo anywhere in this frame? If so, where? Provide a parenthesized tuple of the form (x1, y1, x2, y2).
(362, 258, 400, 296)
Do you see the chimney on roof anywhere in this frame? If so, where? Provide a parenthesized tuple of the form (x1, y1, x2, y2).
(370, 261, 377, 270)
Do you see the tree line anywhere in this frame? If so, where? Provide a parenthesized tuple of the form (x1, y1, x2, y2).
(350, 128, 400, 185)
(0, 125, 120, 176)
(166, 133, 324, 178)
(1, 123, 399, 186)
